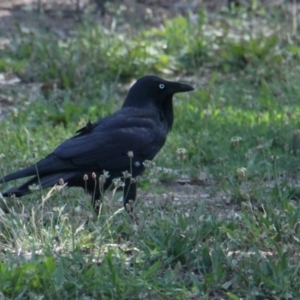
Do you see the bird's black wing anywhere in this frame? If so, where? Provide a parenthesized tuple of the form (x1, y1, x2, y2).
(54, 108, 167, 171)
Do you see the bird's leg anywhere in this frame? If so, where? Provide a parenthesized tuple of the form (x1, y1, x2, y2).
(88, 175, 101, 215)
(123, 178, 139, 224)
(123, 178, 137, 212)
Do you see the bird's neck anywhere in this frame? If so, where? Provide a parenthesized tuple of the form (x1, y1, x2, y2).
(160, 98, 174, 131)
(122, 95, 174, 131)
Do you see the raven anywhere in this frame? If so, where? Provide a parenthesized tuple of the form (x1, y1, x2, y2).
(0, 76, 193, 212)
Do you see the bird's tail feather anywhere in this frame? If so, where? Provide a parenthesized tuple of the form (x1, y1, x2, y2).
(0, 154, 75, 185)
(0, 165, 38, 184)
(1, 172, 76, 197)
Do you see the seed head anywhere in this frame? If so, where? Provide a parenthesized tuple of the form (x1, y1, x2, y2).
(127, 151, 134, 158)
(176, 148, 187, 160)
(231, 136, 242, 148)
(74, 206, 81, 213)
(236, 167, 247, 179)
(92, 172, 96, 179)
(83, 174, 88, 181)
(59, 178, 64, 185)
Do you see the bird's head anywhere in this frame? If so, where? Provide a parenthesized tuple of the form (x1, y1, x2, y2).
(122, 75, 194, 108)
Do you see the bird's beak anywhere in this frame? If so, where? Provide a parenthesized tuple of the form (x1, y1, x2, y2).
(171, 82, 194, 94)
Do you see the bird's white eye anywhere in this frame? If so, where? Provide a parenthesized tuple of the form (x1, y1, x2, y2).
(159, 83, 165, 89)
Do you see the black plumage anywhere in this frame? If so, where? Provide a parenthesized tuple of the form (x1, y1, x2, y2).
(0, 76, 193, 212)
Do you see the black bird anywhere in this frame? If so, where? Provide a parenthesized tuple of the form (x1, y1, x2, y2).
(0, 76, 193, 212)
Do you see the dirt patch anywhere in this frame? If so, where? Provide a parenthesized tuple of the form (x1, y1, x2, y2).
(141, 182, 235, 221)
(0, 1, 234, 37)
(0, 0, 229, 118)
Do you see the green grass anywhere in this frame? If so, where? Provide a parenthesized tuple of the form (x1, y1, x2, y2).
(1, 4, 300, 299)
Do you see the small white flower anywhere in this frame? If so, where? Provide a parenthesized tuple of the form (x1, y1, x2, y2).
(231, 136, 242, 148)
(102, 170, 110, 178)
(113, 178, 125, 188)
(122, 171, 132, 178)
(237, 167, 247, 179)
(176, 148, 187, 155)
(143, 160, 155, 168)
